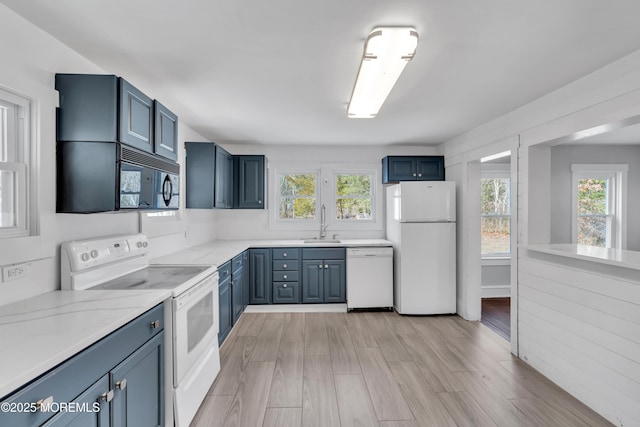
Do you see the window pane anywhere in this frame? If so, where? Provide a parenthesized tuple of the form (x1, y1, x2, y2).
(279, 197, 316, 219)
(481, 217, 510, 254)
(0, 170, 16, 227)
(481, 178, 510, 215)
(279, 174, 316, 196)
(336, 174, 371, 196)
(577, 215, 606, 247)
(577, 178, 608, 215)
(336, 198, 372, 220)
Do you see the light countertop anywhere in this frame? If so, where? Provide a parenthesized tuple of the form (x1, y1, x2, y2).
(0, 289, 170, 398)
(152, 239, 393, 267)
(521, 244, 640, 272)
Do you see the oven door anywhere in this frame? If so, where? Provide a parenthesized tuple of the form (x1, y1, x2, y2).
(120, 161, 179, 210)
(173, 273, 219, 386)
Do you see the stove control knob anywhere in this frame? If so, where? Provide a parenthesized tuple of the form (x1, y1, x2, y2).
(137, 241, 143, 248)
(143, 242, 148, 248)
(81, 253, 90, 262)
(90, 250, 99, 259)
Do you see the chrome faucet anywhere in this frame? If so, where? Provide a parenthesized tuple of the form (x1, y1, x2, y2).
(320, 204, 328, 238)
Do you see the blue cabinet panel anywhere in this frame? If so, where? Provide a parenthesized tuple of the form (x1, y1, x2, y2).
(41, 375, 110, 427)
(272, 260, 299, 271)
(119, 78, 154, 154)
(215, 146, 233, 208)
(273, 282, 299, 303)
(154, 100, 178, 162)
(302, 261, 324, 303)
(249, 249, 271, 304)
(185, 142, 215, 208)
(324, 260, 346, 303)
(234, 155, 265, 209)
(242, 251, 250, 308)
(111, 332, 164, 427)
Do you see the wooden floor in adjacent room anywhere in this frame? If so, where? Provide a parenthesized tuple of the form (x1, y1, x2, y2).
(481, 297, 511, 341)
(191, 312, 612, 427)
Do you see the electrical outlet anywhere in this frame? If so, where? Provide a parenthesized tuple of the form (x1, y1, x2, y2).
(2, 262, 31, 282)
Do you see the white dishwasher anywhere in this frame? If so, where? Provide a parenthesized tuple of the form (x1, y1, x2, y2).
(346, 247, 394, 310)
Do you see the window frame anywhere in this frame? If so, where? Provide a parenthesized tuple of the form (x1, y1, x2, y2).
(332, 170, 375, 223)
(0, 89, 30, 238)
(481, 167, 511, 258)
(570, 164, 628, 250)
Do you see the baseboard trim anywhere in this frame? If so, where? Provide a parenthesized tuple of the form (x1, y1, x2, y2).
(244, 304, 348, 313)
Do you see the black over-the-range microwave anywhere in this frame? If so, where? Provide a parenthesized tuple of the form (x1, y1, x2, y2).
(57, 141, 179, 213)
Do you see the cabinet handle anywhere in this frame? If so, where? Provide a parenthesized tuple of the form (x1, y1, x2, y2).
(412, 173, 417, 177)
(150, 320, 160, 329)
(35, 396, 54, 411)
(283, 275, 288, 279)
(283, 284, 288, 288)
(283, 253, 288, 257)
(283, 264, 287, 268)
(418, 173, 422, 177)
(324, 264, 328, 269)
(258, 200, 262, 204)
(318, 265, 322, 269)
(100, 390, 114, 403)
(116, 379, 127, 391)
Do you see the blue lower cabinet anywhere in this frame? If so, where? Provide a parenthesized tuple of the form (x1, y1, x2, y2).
(111, 332, 164, 427)
(0, 304, 165, 427)
(41, 375, 110, 427)
(219, 275, 232, 345)
(302, 261, 324, 303)
(249, 249, 271, 304)
(273, 282, 299, 303)
(324, 260, 346, 303)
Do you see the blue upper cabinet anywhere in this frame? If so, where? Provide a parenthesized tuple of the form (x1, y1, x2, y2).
(55, 74, 178, 162)
(119, 78, 154, 154)
(382, 155, 445, 183)
(234, 155, 265, 209)
(154, 100, 178, 162)
(214, 145, 233, 209)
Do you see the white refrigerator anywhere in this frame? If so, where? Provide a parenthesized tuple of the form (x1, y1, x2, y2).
(386, 181, 456, 314)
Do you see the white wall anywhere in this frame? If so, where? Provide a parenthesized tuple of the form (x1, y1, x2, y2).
(214, 144, 438, 240)
(0, 5, 215, 305)
(550, 144, 640, 251)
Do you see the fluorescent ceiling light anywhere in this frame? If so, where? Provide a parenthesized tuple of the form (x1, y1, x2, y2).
(481, 150, 511, 163)
(347, 27, 418, 119)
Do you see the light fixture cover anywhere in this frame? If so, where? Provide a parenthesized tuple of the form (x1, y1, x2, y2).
(347, 27, 418, 118)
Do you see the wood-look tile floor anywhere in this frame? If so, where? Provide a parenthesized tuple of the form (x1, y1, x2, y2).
(191, 312, 612, 427)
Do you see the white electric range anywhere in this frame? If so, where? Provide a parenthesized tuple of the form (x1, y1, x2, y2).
(60, 234, 220, 427)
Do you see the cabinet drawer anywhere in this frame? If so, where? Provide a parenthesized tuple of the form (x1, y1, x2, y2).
(232, 253, 244, 273)
(272, 282, 299, 303)
(273, 271, 299, 282)
(218, 261, 231, 282)
(273, 260, 299, 271)
(272, 248, 299, 260)
(302, 248, 345, 260)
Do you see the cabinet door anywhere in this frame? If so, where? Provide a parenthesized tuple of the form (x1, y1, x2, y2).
(185, 142, 215, 208)
(302, 261, 324, 303)
(41, 375, 110, 427)
(242, 251, 250, 308)
(249, 249, 271, 304)
(416, 156, 445, 181)
(232, 269, 244, 323)
(215, 146, 232, 208)
(324, 260, 346, 303)
(111, 332, 164, 427)
(235, 155, 265, 209)
(154, 100, 178, 162)
(119, 78, 154, 153)
(384, 156, 417, 182)
(219, 277, 232, 345)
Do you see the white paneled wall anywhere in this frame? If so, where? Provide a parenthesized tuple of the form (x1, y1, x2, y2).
(518, 250, 640, 427)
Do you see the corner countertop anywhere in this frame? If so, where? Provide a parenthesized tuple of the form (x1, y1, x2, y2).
(152, 238, 393, 267)
(0, 289, 170, 399)
(520, 244, 640, 272)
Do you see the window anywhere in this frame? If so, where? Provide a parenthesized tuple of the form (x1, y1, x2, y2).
(335, 173, 373, 221)
(0, 90, 29, 238)
(278, 172, 318, 220)
(481, 174, 511, 256)
(571, 164, 627, 249)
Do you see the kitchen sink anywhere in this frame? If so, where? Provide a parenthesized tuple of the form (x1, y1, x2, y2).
(303, 239, 341, 243)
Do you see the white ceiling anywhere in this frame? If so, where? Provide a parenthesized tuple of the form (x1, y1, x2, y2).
(4, 0, 640, 146)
